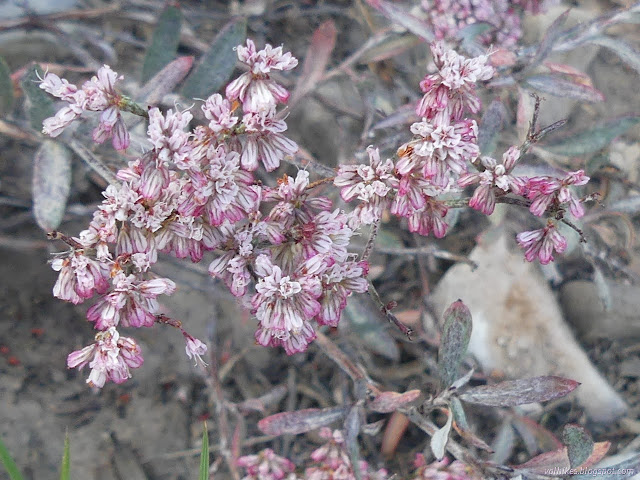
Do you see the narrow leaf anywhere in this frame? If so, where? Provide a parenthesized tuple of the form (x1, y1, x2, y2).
(544, 114, 640, 156)
(430, 409, 452, 461)
(290, 19, 336, 104)
(527, 10, 570, 71)
(199, 422, 209, 480)
(258, 407, 348, 436)
(513, 447, 570, 476)
(524, 74, 604, 103)
(590, 36, 640, 76)
(181, 19, 247, 99)
(0, 437, 24, 480)
(21, 63, 54, 130)
(32, 140, 72, 231)
(592, 266, 611, 311)
(59, 431, 70, 480)
(563, 424, 593, 469)
(478, 100, 507, 155)
(358, 33, 422, 64)
(142, 4, 183, 83)
(344, 406, 362, 480)
(459, 376, 580, 407)
(138, 55, 194, 104)
(365, 0, 433, 41)
(437, 300, 472, 389)
(0, 56, 14, 115)
(369, 389, 421, 413)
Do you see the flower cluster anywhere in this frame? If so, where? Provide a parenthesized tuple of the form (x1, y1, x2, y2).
(44, 37, 591, 387)
(39, 65, 130, 150)
(420, 0, 555, 47)
(412, 454, 479, 480)
(43, 40, 371, 386)
(237, 448, 297, 480)
(335, 41, 494, 237)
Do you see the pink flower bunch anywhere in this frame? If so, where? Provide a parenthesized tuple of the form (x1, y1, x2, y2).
(420, 0, 555, 47)
(39, 65, 130, 150)
(305, 428, 388, 480)
(43, 40, 372, 385)
(458, 145, 525, 215)
(412, 454, 479, 480)
(237, 448, 297, 480)
(335, 42, 493, 237)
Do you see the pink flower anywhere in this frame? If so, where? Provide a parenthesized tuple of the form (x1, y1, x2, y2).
(67, 327, 143, 388)
(201, 93, 238, 133)
(412, 454, 478, 480)
(86, 272, 176, 329)
(240, 111, 299, 172)
(147, 107, 193, 168)
(458, 147, 526, 215)
(526, 170, 590, 218)
(416, 42, 494, 122)
(226, 39, 298, 113)
(183, 332, 208, 366)
(51, 252, 110, 304)
(237, 448, 296, 480)
(334, 147, 398, 226)
(316, 260, 369, 327)
(516, 222, 567, 264)
(407, 197, 449, 238)
(252, 254, 325, 354)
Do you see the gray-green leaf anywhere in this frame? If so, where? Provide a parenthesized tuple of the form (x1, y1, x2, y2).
(142, 5, 183, 83)
(437, 300, 472, 390)
(21, 63, 54, 131)
(32, 140, 72, 231)
(0, 56, 14, 115)
(181, 19, 247, 99)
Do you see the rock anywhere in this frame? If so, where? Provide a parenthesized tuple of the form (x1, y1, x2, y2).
(560, 280, 640, 341)
(429, 230, 627, 423)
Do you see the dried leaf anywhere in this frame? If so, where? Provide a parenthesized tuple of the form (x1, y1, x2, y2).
(258, 407, 348, 436)
(369, 390, 421, 413)
(459, 376, 580, 407)
(512, 416, 563, 453)
(21, 63, 54, 131)
(477, 100, 507, 155)
(513, 447, 570, 476)
(142, 4, 183, 83)
(437, 300, 472, 390)
(563, 424, 593, 469)
(430, 408, 452, 461)
(544, 114, 640, 156)
(138, 56, 194, 104)
(0, 56, 13, 115)
(590, 36, 640, 77)
(32, 140, 72, 232)
(365, 0, 433, 41)
(524, 74, 604, 103)
(290, 20, 336, 104)
(181, 19, 247, 99)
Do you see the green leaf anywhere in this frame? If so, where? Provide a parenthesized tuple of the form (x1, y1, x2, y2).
(562, 424, 593, 469)
(437, 300, 472, 390)
(0, 56, 14, 115)
(181, 19, 247, 99)
(142, 4, 183, 83)
(0, 436, 24, 480)
(199, 422, 209, 480)
(32, 140, 72, 231)
(544, 114, 640, 156)
(59, 431, 70, 480)
(21, 63, 54, 131)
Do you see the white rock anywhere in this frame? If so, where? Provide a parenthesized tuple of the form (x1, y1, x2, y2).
(430, 230, 627, 423)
